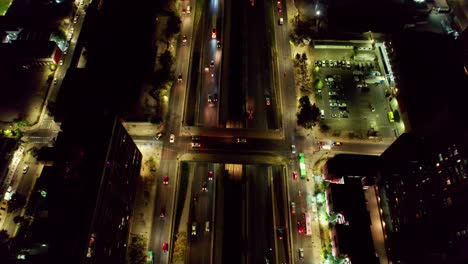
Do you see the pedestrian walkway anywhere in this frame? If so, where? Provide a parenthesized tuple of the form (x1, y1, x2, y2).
(128, 144, 161, 248)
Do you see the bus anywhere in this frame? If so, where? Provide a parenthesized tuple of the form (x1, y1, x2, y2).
(211, 15, 217, 39)
(299, 153, 306, 179)
(387, 111, 394, 123)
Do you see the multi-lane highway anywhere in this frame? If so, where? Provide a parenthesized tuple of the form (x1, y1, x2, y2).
(10, 0, 393, 262)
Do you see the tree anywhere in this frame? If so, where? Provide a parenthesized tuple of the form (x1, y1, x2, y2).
(297, 105, 314, 128)
(128, 234, 146, 264)
(0, 230, 8, 242)
(13, 216, 25, 224)
(393, 110, 401, 122)
(297, 96, 320, 128)
(299, 96, 311, 108)
(0, 230, 10, 259)
(295, 53, 301, 61)
(159, 50, 174, 73)
(7, 193, 26, 213)
(173, 232, 188, 263)
(165, 13, 181, 40)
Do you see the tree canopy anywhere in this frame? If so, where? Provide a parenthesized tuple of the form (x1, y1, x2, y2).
(297, 96, 320, 128)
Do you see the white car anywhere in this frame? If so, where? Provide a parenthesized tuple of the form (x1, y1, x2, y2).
(22, 165, 29, 174)
(59, 60, 64, 65)
(170, 134, 175, 143)
(191, 222, 197, 235)
(299, 248, 304, 260)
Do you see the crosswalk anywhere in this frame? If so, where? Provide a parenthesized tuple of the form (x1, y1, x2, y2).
(21, 60, 55, 70)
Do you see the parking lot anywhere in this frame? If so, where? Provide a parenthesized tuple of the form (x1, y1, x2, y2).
(311, 48, 396, 140)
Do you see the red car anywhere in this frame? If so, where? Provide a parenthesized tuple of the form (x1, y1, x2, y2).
(211, 28, 217, 39)
(278, 7, 283, 13)
(293, 171, 298, 180)
(208, 170, 213, 181)
(163, 175, 169, 185)
(162, 242, 168, 253)
(297, 221, 304, 234)
(160, 208, 165, 218)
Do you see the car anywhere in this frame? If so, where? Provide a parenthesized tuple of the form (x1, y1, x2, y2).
(146, 251, 153, 263)
(278, 17, 284, 25)
(291, 202, 296, 214)
(370, 104, 375, 112)
(59, 59, 64, 65)
(278, 7, 283, 13)
(205, 221, 211, 232)
(186, 5, 191, 13)
(191, 142, 201, 148)
(291, 144, 296, 154)
(155, 132, 163, 140)
(213, 93, 218, 102)
(217, 41, 221, 48)
(170, 134, 175, 143)
(293, 171, 298, 180)
(334, 141, 342, 146)
(162, 242, 168, 253)
(298, 248, 304, 260)
(163, 175, 169, 185)
(182, 35, 187, 43)
(210, 60, 215, 68)
(265, 97, 271, 106)
(53, 78, 58, 84)
(22, 165, 29, 174)
(276, 227, 284, 240)
(202, 181, 208, 191)
(208, 170, 213, 180)
(247, 109, 254, 120)
(177, 73, 182, 82)
(236, 138, 247, 143)
(211, 28, 217, 38)
(297, 221, 304, 233)
(191, 222, 197, 235)
(208, 95, 213, 103)
(160, 208, 165, 218)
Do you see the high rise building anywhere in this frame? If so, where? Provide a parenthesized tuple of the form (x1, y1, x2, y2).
(51, 116, 141, 264)
(379, 133, 468, 263)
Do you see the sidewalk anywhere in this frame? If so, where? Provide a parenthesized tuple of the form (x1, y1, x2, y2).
(128, 144, 161, 247)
